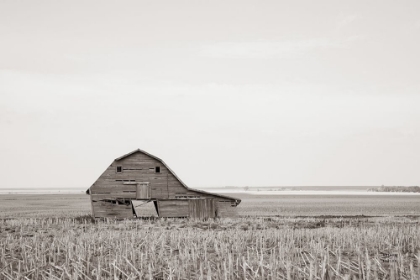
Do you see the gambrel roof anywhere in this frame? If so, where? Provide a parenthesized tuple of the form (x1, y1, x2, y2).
(87, 149, 241, 204)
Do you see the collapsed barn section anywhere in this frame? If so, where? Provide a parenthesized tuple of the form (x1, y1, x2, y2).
(86, 149, 241, 219)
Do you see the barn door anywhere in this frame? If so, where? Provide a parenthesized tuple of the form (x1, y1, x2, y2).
(136, 182, 150, 199)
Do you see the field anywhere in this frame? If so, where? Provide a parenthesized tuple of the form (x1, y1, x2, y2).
(0, 193, 419, 279)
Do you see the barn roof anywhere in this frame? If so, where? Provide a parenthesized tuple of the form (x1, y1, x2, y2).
(88, 149, 241, 204)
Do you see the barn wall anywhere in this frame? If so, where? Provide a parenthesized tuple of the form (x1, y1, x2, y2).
(91, 152, 170, 199)
(157, 200, 189, 217)
(188, 199, 216, 219)
(92, 201, 134, 219)
(90, 151, 234, 202)
(89, 151, 238, 218)
(156, 199, 236, 218)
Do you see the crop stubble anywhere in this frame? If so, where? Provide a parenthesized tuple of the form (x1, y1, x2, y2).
(0, 193, 419, 279)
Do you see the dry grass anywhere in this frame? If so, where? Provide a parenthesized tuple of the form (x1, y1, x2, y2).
(0, 194, 420, 279)
(237, 194, 420, 216)
(2, 193, 420, 218)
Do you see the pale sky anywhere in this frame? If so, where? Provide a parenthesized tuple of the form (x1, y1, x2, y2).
(1, 0, 419, 189)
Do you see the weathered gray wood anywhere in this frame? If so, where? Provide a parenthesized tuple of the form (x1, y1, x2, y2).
(91, 193, 137, 200)
(188, 199, 216, 219)
(157, 200, 189, 217)
(92, 200, 134, 219)
(90, 197, 95, 217)
(88, 149, 240, 218)
(91, 185, 136, 193)
(136, 183, 150, 199)
(132, 200, 158, 217)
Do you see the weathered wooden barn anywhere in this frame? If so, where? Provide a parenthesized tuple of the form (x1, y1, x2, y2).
(86, 149, 241, 219)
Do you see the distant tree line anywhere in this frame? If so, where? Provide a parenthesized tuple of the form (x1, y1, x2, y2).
(367, 186, 420, 193)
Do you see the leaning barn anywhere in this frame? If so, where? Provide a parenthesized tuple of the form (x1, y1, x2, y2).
(86, 149, 241, 219)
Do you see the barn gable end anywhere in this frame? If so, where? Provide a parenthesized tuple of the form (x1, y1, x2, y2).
(87, 149, 241, 219)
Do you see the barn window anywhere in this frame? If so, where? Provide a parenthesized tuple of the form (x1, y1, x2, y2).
(155, 166, 161, 173)
(116, 166, 122, 173)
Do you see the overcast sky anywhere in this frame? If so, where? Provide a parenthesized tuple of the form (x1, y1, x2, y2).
(1, 0, 419, 189)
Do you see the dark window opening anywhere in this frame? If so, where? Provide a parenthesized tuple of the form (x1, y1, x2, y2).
(155, 166, 161, 173)
(116, 166, 122, 173)
(99, 199, 131, 206)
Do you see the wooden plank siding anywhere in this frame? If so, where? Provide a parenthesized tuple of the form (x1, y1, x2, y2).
(92, 200, 134, 219)
(188, 199, 216, 219)
(136, 183, 150, 199)
(90, 185, 137, 194)
(157, 200, 189, 217)
(88, 149, 240, 218)
(91, 193, 137, 200)
(156, 199, 235, 218)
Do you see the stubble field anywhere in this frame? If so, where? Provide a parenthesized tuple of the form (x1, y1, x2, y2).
(0, 193, 419, 279)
